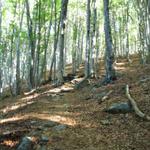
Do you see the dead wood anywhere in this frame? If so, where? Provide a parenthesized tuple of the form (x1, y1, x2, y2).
(126, 85, 150, 121)
(99, 90, 113, 104)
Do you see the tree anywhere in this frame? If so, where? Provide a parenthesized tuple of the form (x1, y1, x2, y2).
(0, 0, 2, 96)
(57, 0, 69, 84)
(85, 0, 91, 77)
(15, 1, 25, 95)
(25, 0, 36, 89)
(103, 0, 116, 83)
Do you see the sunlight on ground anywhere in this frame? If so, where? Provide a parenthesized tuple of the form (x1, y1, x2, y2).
(41, 115, 77, 126)
(0, 101, 35, 114)
(114, 62, 128, 71)
(114, 66, 126, 70)
(1, 140, 18, 148)
(0, 113, 77, 126)
(21, 93, 39, 101)
(0, 116, 22, 124)
(115, 62, 126, 66)
(43, 85, 74, 94)
(47, 88, 62, 94)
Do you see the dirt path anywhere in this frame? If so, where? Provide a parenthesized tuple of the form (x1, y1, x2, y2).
(0, 59, 150, 150)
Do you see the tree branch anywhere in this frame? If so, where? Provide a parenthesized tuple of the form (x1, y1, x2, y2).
(126, 85, 150, 121)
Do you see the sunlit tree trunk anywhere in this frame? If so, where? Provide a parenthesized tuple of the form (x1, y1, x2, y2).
(9, 2, 17, 95)
(41, 0, 54, 82)
(57, 0, 69, 84)
(85, 0, 91, 77)
(15, 3, 25, 95)
(125, 0, 130, 62)
(91, 0, 97, 78)
(72, 22, 77, 75)
(35, 0, 41, 87)
(26, 0, 35, 89)
(0, 0, 2, 96)
(49, 0, 60, 82)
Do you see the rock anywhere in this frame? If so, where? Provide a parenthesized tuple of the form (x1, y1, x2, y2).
(30, 120, 37, 124)
(41, 136, 49, 143)
(37, 126, 44, 130)
(17, 136, 33, 150)
(94, 92, 107, 99)
(105, 102, 133, 114)
(36, 145, 47, 150)
(53, 124, 67, 131)
(43, 121, 57, 128)
(40, 145, 47, 150)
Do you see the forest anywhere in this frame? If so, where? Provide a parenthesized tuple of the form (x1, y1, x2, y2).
(0, 0, 150, 149)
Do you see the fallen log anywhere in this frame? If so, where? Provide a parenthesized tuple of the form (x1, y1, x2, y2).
(126, 85, 150, 121)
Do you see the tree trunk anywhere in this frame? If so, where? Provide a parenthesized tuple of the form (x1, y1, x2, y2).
(0, 0, 2, 96)
(85, 0, 91, 77)
(26, 0, 36, 89)
(57, 0, 69, 84)
(103, 0, 116, 83)
(91, 0, 97, 78)
(15, 3, 25, 95)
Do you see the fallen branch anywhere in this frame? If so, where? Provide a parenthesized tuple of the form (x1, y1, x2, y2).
(102, 90, 113, 101)
(126, 85, 150, 121)
(98, 90, 113, 104)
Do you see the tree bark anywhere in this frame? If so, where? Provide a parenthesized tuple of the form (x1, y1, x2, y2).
(25, 0, 36, 89)
(103, 0, 116, 83)
(85, 0, 91, 78)
(57, 0, 69, 84)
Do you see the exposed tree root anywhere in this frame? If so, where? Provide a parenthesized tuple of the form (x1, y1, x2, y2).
(126, 85, 150, 121)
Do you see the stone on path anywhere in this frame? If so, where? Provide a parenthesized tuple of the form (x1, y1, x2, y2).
(105, 102, 133, 114)
(53, 124, 67, 131)
(17, 136, 33, 150)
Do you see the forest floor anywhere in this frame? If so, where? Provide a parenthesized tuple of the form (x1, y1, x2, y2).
(0, 57, 150, 150)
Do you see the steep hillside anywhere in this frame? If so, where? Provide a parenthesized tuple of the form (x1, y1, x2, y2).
(0, 58, 150, 150)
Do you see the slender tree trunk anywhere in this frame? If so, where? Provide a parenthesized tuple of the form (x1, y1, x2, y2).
(91, 0, 97, 78)
(85, 0, 91, 77)
(72, 22, 77, 75)
(49, 2, 60, 81)
(15, 3, 25, 95)
(57, 0, 69, 84)
(103, 0, 116, 83)
(9, 2, 17, 95)
(125, 1, 130, 62)
(41, 0, 54, 82)
(26, 0, 35, 89)
(35, 0, 42, 87)
(0, 0, 2, 96)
